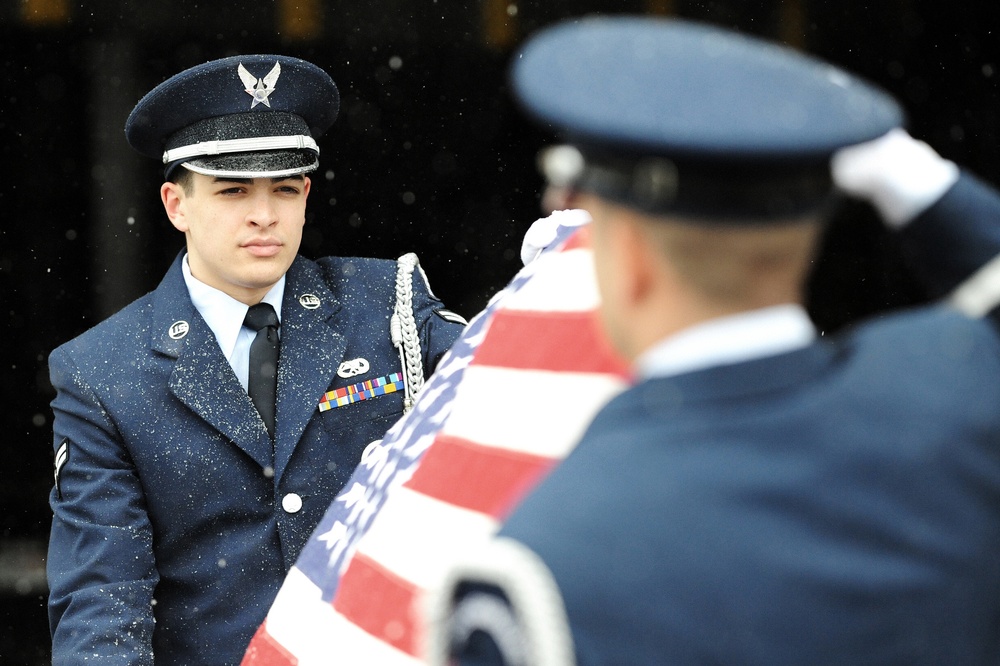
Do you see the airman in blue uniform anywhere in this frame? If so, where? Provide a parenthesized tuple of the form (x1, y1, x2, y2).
(433, 17, 1000, 666)
(46, 54, 464, 665)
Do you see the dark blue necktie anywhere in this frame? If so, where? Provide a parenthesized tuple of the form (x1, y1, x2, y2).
(244, 303, 279, 438)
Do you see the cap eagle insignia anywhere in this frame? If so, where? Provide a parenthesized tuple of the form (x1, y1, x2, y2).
(238, 62, 281, 109)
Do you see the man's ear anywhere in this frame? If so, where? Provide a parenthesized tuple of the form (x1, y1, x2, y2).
(161, 182, 188, 232)
(615, 213, 658, 309)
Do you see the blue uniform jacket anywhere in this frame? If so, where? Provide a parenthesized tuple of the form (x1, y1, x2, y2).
(492, 173, 1000, 665)
(47, 253, 462, 665)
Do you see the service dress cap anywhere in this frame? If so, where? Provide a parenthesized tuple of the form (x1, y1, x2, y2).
(512, 17, 905, 220)
(125, 54, 340, 179)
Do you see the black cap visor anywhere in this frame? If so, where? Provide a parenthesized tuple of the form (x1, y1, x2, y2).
(169, 148, 318, 179)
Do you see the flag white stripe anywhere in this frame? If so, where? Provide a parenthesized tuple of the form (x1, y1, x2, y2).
(441, 365, 625, 457)
(501, 248, 599, 313)
(264, 567, 422, 665)
(355, 486, 499, 589)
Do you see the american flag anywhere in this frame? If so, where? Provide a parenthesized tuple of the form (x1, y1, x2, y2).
(242, 213, 630, 665)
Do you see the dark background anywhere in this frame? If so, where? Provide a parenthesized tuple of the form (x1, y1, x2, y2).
(2, 1, 998, 662)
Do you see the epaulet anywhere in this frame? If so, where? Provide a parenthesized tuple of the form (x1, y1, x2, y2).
(423, 537, 576, 666)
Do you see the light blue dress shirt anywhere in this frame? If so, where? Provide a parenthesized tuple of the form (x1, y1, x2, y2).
(181, 254, 285, 391)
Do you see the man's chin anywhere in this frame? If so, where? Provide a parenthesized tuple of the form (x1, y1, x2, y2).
(238, 261, 293, 289)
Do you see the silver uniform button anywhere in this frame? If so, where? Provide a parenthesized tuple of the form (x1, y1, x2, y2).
(281, 493, 303, 514)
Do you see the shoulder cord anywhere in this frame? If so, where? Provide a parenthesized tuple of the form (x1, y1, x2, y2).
(391, 253, 425, 413)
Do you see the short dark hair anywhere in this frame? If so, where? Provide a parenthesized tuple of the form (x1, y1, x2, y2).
(170, 166, 195, 195)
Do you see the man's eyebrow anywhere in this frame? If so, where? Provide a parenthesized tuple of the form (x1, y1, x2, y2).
(271, 175, 305, 184)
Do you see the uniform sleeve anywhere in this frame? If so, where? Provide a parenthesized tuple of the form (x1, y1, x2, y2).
(47, 345, 158, 666)
(897, 171, 1000, 300)
(409, 261, 466, 375)
(830, 129, 1000, 300)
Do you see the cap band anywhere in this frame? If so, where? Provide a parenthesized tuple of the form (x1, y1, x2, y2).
(541, 144, 834, 221)
(163, 134, 318, 164)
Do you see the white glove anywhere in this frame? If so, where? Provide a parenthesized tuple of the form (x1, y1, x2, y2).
(520, 208, 592, 266)
(831, 128, 959, 229)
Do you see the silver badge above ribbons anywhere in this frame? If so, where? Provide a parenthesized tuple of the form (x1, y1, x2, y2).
(337, 358, 370, 378)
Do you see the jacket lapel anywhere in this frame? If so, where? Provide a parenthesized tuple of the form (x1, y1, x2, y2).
(273, 257, 346, 478)
(151, 254, 273, 470)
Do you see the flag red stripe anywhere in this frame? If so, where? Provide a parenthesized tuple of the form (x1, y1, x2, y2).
(472, 309, 629, 376)
(560, 225, 591, 252)
(240, 621, 298, 666)
(404, 434, 556, 519)
(333, 554, 420, 656)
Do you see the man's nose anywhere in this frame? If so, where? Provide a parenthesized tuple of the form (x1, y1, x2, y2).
(248, 193, 278, 227)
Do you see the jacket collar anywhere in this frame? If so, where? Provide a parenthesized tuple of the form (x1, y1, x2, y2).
(273, 257, 346, 478)
(149, 253, 347, 474)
